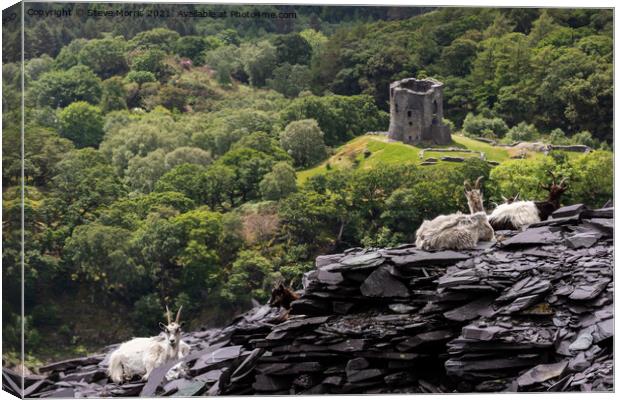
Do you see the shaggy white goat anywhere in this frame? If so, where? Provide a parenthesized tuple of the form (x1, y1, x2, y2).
(108, 306, 190, 384)
(489, 173, 568, 231)
(415, 212, 494, 251)
(488, 201, 540, 230)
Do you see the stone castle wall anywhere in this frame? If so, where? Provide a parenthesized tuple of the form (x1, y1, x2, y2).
(388, 78, 451, 145)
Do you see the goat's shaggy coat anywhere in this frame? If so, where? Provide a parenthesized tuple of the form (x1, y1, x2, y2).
(488, 201, 540, 230)
(489, 174, 568, 231)
(108, 334, 190, 383)
(107, 307, 190, 384)
(415, 212, 494, 251)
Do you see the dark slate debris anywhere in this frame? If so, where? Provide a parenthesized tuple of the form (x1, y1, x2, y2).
(11, 204, 612, 396)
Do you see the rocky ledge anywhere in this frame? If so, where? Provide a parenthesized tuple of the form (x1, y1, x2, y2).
(3, 204, 613, 397)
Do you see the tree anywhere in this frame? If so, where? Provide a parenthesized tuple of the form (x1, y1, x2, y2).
(259, 162, 297, 200)
(155, 85, 190, 112)
(174, 36, 208, 64)
(280, 94, 388, 146)
(571, 131, 599, 148)
(272, 33, 312, 65)
(199, 164, 236, 210)
(170, 208, 239, 297)
(548, 128, 569, 145)
(279, 119, 327, 168)
(64, 224, 139, 294)
(24, 55, 54, 83)
(203, 45, 242, 85)
(231, 132, 291, 162)
(100, 77, 128, 112)
(279, 191, 337, 244)
(125, 149, 168, 193)
(266, 63, 311, 98)
(3, 126, 73, 186)
(125, 70, 157, 85)
(218, 148, 276, 202)
(128, 28, 180, 52)
(568, 151, 612, 207)
(99, 114, 190, 174)
(58, 101, 105, 148)
(489, 158, 556, 203)
(299, 29, 327, 56)
(78, 37, 128, 79)
(35, 65, 102, 108)
(462, 113, 509, 138)
(381, 181, 455, 238)
(164, 147, 213, 169)
(505, 122, 540, 142)
(362, 46, 412, 109)
(155, 163, 208, 202)
(220, 250, 274, 303)
(53, 38, 87, 69)
(440, 38, 478, 76)
(130, 49, 169, 79)
(240, 41, 278, 87)
(51, 148, 126, 225)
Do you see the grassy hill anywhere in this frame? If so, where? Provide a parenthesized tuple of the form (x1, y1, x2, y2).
(297, 134, 518, 183)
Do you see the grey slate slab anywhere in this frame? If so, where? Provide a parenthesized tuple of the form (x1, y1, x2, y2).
(390, 250, 470, 266)
(517, 361, 568, 387)
(360, 267, 409, 298)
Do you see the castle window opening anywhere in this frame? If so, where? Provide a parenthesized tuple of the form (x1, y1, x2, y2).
(407, 110, 412, 118)
(395, 103, 399, 113)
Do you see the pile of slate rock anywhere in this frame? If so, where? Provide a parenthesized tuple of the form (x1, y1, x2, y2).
(3, 203, 613, 397)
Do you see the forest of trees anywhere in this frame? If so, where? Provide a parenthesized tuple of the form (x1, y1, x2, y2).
(2, 4, 613, 364)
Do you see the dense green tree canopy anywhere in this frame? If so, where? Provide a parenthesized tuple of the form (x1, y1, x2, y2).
(35, 65, 102, 108)
(78, 37, 128, 79)
(279, 119, 328, 168)
(58, 101, 105, 148)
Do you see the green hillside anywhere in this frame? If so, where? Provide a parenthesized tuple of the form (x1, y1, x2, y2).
(298, 134, 517, 183)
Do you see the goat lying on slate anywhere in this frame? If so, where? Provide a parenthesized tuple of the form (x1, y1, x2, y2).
(489, 172, 568, 231)
(415, 212, 495, 251)
(108, 306, 190, 383)
(415, 176, 495, 251)
(417, 176, 496, 252)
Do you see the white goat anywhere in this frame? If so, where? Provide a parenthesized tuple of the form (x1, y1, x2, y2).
(108, 306, 190, 384)
(415, 211, 494, 251)
(488, 200, 540, 230)
(489, 174, 568, 231)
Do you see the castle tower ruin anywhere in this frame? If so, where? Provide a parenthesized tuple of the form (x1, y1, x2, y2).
(387, 78, 451, 145)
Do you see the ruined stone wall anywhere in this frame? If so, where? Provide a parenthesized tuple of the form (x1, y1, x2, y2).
(388, 78, 451, 145)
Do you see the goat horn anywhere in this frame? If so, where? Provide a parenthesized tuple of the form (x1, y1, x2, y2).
(175, 306, 183, 323)
(464, 179, 471, 191)
(475, 176, 483, 189)
(165, 305, 172, 325)
(514, 192, 520, 201)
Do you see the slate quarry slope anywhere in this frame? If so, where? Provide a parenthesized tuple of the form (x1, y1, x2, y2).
(4, 204, 613, 397)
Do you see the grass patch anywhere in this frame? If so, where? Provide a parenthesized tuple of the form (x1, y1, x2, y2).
(296, 133, 578, 184)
